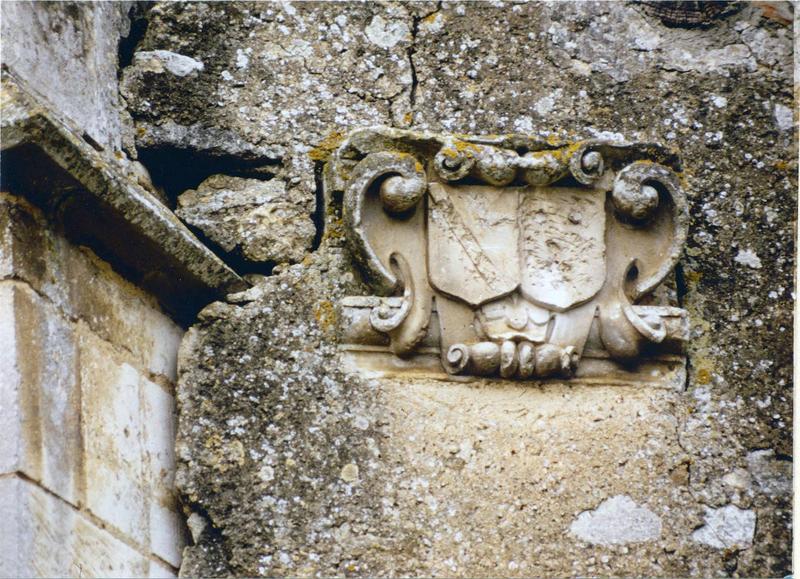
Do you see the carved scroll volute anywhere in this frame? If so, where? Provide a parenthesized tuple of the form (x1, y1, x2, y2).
(599, 161, 688, 360)
(343, 152, 433, 356)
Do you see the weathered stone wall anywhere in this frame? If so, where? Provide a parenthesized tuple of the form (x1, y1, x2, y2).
(0, 192, 186, 576)
(1, 3, 203, 576)
(116, 1, 795, 577)
(1, 1, 135, 153)
(0, 0, 794, 577)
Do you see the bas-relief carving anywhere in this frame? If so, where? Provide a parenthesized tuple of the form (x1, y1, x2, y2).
(328, 127, 689, 383)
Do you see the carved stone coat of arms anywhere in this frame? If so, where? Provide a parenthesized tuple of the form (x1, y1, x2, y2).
(327, 128, 688, 383)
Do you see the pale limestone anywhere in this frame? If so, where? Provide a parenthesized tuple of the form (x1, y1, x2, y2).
(143, 309, 184, 383)
(148, 559, 178, 578)
(0, 475, 154, 578)
(569, 495, 662, 545)
(0, 281, 81, 505)
(691, 505, 756, 550)
(143, 377, 187, 567)
(12, 283, 82, 506)
(0, 286, 20, 476)
(80, 328, 149, 546)
(1, 189, 187, 573)
(0, 193, 185, 380)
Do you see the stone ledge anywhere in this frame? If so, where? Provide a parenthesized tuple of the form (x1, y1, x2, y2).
(0, 72, 246, 324)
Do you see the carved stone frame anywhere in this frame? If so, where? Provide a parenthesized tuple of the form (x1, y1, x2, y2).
(327, 127, 688, 383)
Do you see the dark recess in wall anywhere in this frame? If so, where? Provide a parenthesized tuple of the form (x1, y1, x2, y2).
(118, 2, 153, 73)
(137, 145, 279, 207)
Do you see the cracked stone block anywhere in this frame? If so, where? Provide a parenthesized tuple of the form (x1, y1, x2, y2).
(120, 2, 421, 243)
(176, 174, 316, 265)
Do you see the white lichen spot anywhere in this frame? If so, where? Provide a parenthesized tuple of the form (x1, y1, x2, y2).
(420, 12, 445, 34)
(514, 116, 534, 133)
(280, 1, 297, 17)
(133, 50, 204, 77)
(721, 468, 751, 491)
(569, 495, 662, 545)
(340, 463, 359, 482)
(774, 103, 793, 131)
(534, 89, 563, 116)
(258, 464, 275, 483)
(711, 95, 728, 108)
(353, 415, 369, 430)
(691, 505, 755, 549)
(456, 439, 474, 462)
(364, 15, 410, 49)
(236, 48, 250, 70)
(633, 31, 660, 51)
(586, 128, 626, 142)
(734, 248, 762, 269)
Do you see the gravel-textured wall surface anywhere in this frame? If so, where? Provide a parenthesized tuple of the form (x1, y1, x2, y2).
(120, 2, 795, 576)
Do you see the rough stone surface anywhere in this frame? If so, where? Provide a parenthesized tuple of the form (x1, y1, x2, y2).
(176, 175, 315, 265)
(126, 1, 794, 577)
(1, 1, 134, 152)
(178, 249, 693, 577)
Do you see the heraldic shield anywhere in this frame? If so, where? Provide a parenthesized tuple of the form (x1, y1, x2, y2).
(333, 127, 689, 382)
(427, 182, 606, 311)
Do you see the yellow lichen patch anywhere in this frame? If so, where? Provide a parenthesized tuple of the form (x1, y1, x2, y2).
(204, 433, 246, 473)
(322, 214, 346, 242)
(696, 367, 713, 385)
(453, 140, 481, 154)
(422, 11, 440, 24)
(309, 131, 345, 161)
(546, 134, 563, 146)
(314, 299, 337, 333)
(684, 270, 703, 285)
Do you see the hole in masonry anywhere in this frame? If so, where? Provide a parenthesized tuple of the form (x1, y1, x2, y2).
(118, 3, 151, 72)
(137, 145, 279, 207)
(311, 161, 326, 252)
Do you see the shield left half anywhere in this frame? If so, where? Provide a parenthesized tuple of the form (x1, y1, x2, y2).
(428, 183, 520, 306)
(519, 187, 606, 311)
